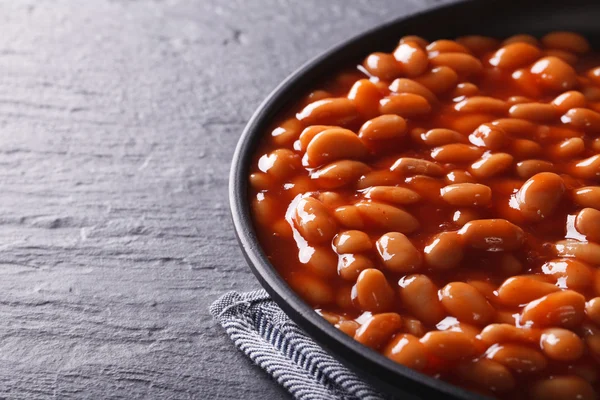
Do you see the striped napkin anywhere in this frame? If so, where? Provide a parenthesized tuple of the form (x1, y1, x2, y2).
(210, 289, 391, 400)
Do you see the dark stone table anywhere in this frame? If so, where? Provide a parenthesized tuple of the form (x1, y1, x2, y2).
(0, 1, 453, 398)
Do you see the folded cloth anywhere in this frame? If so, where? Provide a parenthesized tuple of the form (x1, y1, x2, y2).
(210, 289, 388, 400)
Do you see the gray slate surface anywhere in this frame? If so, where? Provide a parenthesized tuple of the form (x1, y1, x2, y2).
(0, 0, 454, 398)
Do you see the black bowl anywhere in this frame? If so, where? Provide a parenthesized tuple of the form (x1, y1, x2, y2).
(229, 0, 600, 398)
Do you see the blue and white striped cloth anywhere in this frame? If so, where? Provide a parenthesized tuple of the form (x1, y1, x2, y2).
(210, 290, 388, 400)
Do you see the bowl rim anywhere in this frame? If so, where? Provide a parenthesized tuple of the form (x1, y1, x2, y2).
(227, 0, 596, 398)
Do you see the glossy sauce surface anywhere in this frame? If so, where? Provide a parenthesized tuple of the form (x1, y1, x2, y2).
(249, 32, 600, 399)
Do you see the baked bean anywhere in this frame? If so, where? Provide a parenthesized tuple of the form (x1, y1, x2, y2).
(363, 52, 402, 81)
(470, 153, 514, 179)
(376, 232, 422, 273)
(334, 284, 354, 310)
(298, 125, 334, 151)
(390, 157, 445, 177)
(415, 66, 458, 94)
(317, 192, 343, 208)
(249, 172, 272, 191)
(552, 91, 587, 113)
(549, 137, 585, 160)
(288, 176, 316, 198)
(379, 93, 431, 118)
(486, 344, 547, 373)
(445, 170, 476, 184)
(398, 274, 445, 325)
(293, 197, 338, 244)
(354, 312, 403, 349)
(499, 253, 523, 275)
(586, 297, 600, 325)
(420, 330, 477, 360)
(561, 107, 600, 133)
(399, 35, 429, 48)
(393, 42, 429, 77)
(353, 269, 395, 313)
(388, 78, 437, 104)
(456, 35, 499, 54)
(555, 240, 600, 265)
(430, 53, 482, 77)
(271, 118, 303, 146)
(333, 230, 371, 254)
(467, 280, 498, 303)
(469, 123, 507, 150)
(583, 86, 600, 104)
(301, 90, 333, 107)
(356, 170, 399, 189)
(347, 79, 383, 118)
(542, 31, 591, 54)
(530, 376, 596, 400)
(541, 258, 594, 290)
(455, 96, 508, 114)
(515, 172, 565, 221)
(440, 282, 495, 325)
(311, 160, 370, 189)
(575, 208, 600, 242)
(588, 66, 600, 85)
(409, 127, 427, 145)
(520, 290, 585, 328)
(510, 139, 543, 159)
(252, 193, 278, 226)
(333, 205, 364, 229)
(491, 118, 537, 136)
(452, 209, 480, 226)
(570, 154, 600, 180)
(514, 160, 554, 179)
(305, 128, 368, 167)
(319, 310, 343, 325)
(594, 137, 600, 152)
(303, 246, 338, 278)
(497, 276, 560, 307)
(456, 358, 516, 393)
(336, 320, 359, 336)
(507, 96, 534, 105)
(402, 316, 426, 338)
(451, 113, 495, 134)
(297, 98, 358, 126)
(489, 42, 542, 70)
(431, 143, 483, 163)
(451, 82, 479, 98)
(480, 324, 539, 345)
(384, 333, 428, 370)
(540, 328, 584, 361)
(421, 128, 466, 146)
(356, 202, 420, 233)
(258, 149, 301, 181)
(530, 56, 578, 91)
(494, 311, 518, 325)
(358, 114, 407, 141)
(503, 34, 540, 46)
(458, 219, 525, 251)
(364, 186, 421, 205)
(426, 40, 469, 55)
(271, 219, 293, 239)
(583, 323, 600, 358)
(289, 273, 334, 306)
(424, 231, 464, 270)
(545, 49, 578, 65)
(440, 183, 492, 207)
(509, 103, 558, 122)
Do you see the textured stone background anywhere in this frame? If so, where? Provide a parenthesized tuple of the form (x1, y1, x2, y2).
(0, 1, 454, 398)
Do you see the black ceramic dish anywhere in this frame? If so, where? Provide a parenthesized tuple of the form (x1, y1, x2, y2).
(229, 0, 600, 398)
